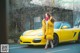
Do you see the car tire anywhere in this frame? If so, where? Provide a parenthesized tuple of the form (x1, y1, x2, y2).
(53, 33, 59, 47)
(78, 32, 80, 43)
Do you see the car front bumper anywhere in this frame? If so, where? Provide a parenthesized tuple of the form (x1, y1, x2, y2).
(20, 36, 46, 45)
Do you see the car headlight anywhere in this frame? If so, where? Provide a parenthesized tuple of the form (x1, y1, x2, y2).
(34, 38, 41, 40)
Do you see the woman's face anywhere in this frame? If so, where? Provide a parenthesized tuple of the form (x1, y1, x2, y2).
(45, 13, 48, 17)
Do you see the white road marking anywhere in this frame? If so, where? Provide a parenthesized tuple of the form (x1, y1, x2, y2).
(10, 46, 25, 49)
(46, 48, 70, 53)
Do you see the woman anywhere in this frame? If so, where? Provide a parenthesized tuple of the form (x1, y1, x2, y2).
(42, 12, 55, 49)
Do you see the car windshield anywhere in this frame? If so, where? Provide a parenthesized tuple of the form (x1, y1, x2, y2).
(61, 22, 71, 28)
(54, 22, 72, 29)
(54, 22, 61, 29)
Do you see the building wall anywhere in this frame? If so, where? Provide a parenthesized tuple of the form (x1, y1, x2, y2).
(25, 8, 74, 30)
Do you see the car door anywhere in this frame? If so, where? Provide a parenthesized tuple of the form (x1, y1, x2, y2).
(60, 22, 74, 42)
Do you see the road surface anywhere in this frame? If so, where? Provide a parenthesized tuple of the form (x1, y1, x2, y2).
(9, 43, 80, 53)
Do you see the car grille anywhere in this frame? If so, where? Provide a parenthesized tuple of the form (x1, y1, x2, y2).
(33, 40, 41, 43)
(23, 42, 31, 43)
(20, 40, 31, 43)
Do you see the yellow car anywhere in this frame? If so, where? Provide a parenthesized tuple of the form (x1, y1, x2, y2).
(20, 21, 80, 46)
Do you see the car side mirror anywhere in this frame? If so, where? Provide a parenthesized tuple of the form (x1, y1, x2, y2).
(61, 26, 68, 29)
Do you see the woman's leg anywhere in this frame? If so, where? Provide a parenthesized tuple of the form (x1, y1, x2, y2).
(45, 39, 49, 49)
(50, 40, 54, 48)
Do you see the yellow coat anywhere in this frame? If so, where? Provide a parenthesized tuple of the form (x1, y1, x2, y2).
(42, 17, 54, 40)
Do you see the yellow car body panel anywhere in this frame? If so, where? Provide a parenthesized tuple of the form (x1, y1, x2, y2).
(20, 28, 80, 45)
(56, 28, 80, 43)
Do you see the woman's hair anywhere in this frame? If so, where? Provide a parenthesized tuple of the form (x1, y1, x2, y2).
(45, 12, 51, 18)
(46, 13, 51, 17)
(51, 17, 55, 23)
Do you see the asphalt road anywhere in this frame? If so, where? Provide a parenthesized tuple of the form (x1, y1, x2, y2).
(9, 43, 80, 53)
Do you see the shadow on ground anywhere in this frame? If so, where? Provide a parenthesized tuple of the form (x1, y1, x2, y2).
(22, 42, 80, 49)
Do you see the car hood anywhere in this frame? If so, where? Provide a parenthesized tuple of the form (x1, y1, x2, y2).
(22, 29, 42, 36)
(22, 28, 60, 36)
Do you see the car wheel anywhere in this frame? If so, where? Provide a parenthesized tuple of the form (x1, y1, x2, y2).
(78, 32, 80, 43)
(53, 34, 59, 47)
